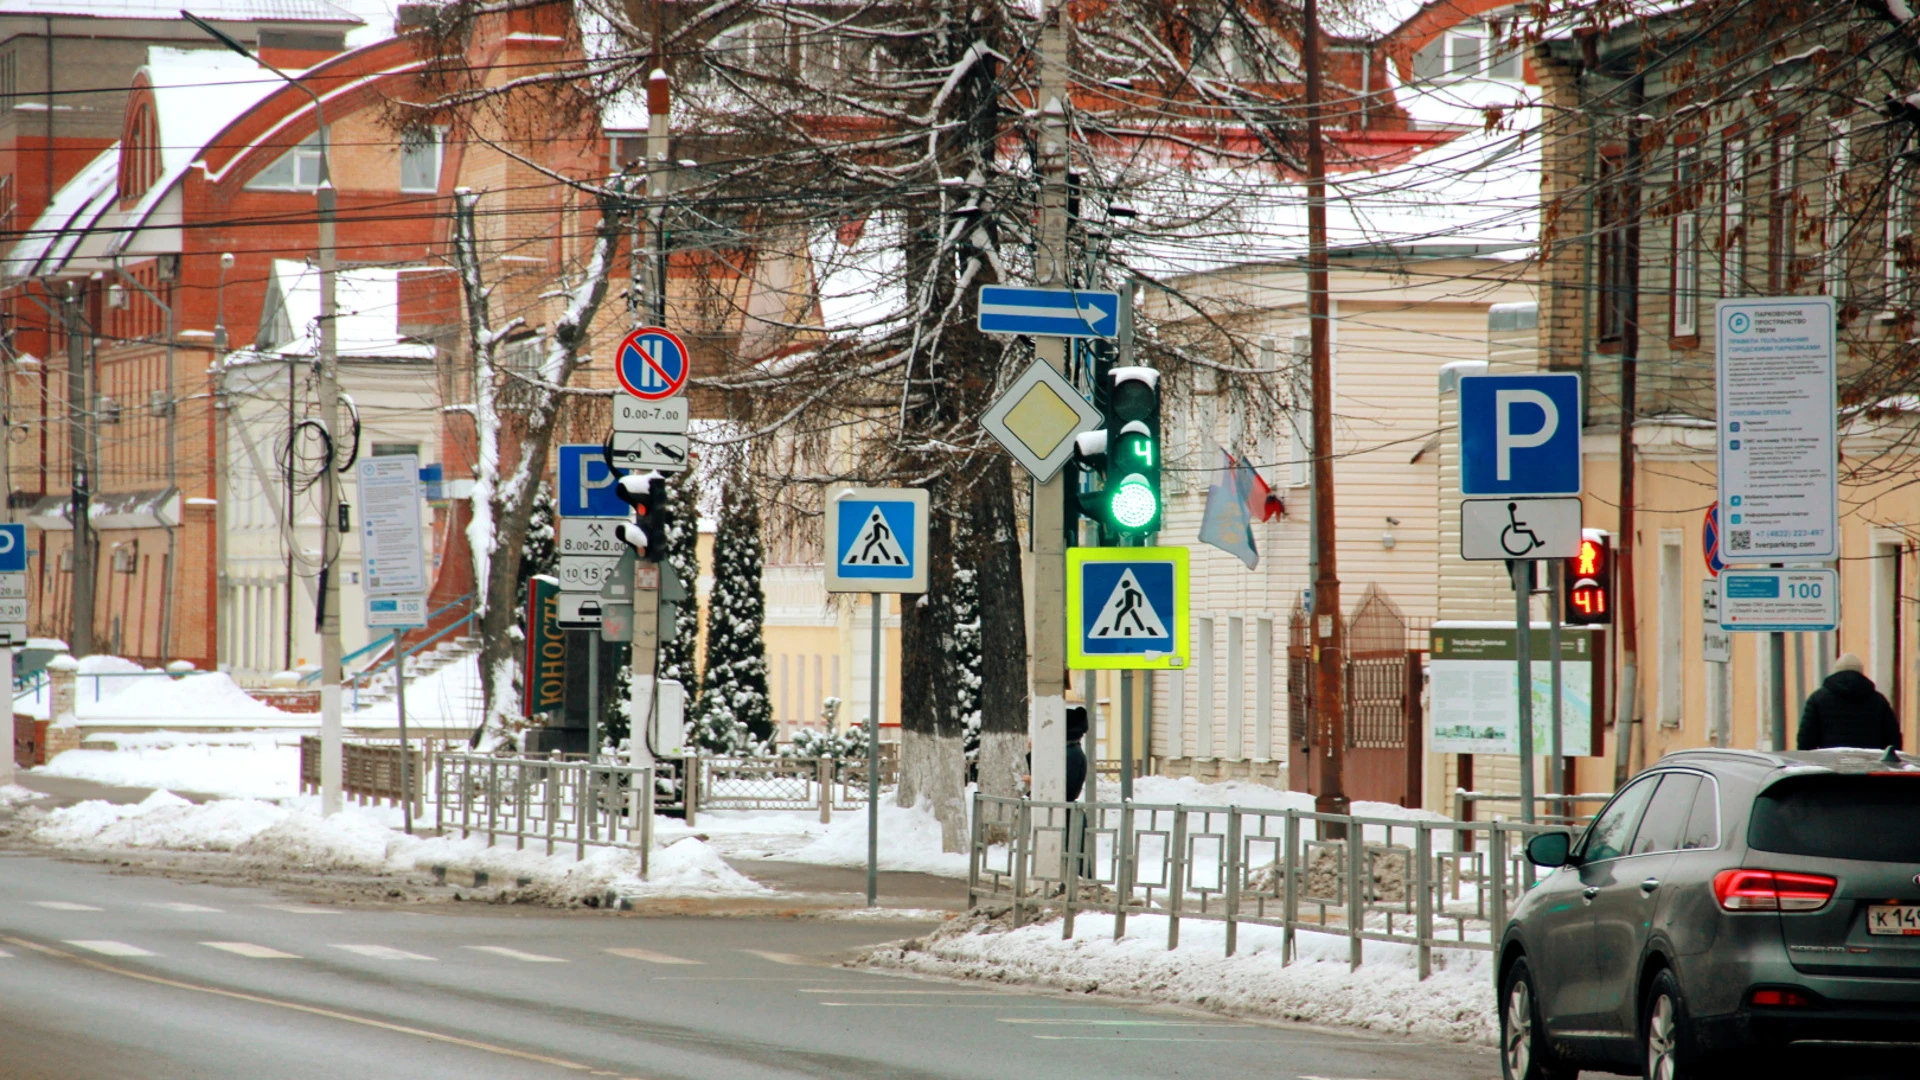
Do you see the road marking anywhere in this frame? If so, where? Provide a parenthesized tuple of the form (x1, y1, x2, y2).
(149, 902, 222, 913)
(333, 944, 435, 961)
(1032, 1035, 1243, 1042)
(604, 948, 701, 965)
(998, 1019, 1230, 1027)
(203, 942, 301, 959)
(31, 901, 103, 911)
(257, 904, 342, 915)
(2, 936, 645, 1076)
(64, 940, 156, 957)
(739, 949, 811, 966)
(464, 945, 566, 963)
(0, 947, 11, 958)
(798, 988, 1001, 995)
(817, 1003, 1117, 1009)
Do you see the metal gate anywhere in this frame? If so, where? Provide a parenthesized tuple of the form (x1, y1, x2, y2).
(1286, 585, 1422, 807)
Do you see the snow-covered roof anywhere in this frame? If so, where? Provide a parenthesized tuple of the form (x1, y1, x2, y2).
(252, 258, 434, 360)
(0, 0, 358, 21)
(1324, 0, 1444, 37)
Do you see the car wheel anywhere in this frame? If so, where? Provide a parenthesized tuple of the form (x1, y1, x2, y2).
(1501, 957, 1574, 1080)
(1643, 969, 1713, 1080)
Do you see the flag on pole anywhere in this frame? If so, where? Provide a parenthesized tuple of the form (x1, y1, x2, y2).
(1236, 453, 1282, 523)
(1199, 447, 1259, 569)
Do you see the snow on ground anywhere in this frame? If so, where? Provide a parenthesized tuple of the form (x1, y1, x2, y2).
(0, 783, 44, 806)
(16, 657, 294, 725)
(21, 790, 768, 902)
(867, 912, 1496, 1045)
(35, 733, 298, 799)
(657, 796, 973, 877)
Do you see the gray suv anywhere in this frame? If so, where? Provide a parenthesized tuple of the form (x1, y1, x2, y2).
(1499, 748, 1920, 1079)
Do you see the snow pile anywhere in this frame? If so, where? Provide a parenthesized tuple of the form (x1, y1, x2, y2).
(36, 733, 298, 799)
(16, 657, 293, 726)
(30, 790, 290, 851)
(613, 837, 773, 898)
(867, 912, 1495, 1045)
(1, 783, 45, 806)
(234, 808, 406, 872)
(781, 798, 972, 877)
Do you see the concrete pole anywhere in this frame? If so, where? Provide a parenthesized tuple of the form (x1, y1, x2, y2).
(1028, 7, 1069, 819)
(64, 286, 94, 657)
(316, 114, 345, 816)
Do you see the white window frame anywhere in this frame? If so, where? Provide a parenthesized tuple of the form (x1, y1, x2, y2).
(1723, 135, 1746, 295)
(1196, 617, 1216, 759)
(1888, 163, 1909, 307)
(1658, 530, 1685, 729)
(246, 132, 325, 191)
(1826, 120, 1850, 300)
(400, 126, 445, 193)
(1673, 145, 1699, 337)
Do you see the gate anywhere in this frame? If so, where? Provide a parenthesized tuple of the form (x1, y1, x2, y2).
(1286, 585, 1422, 807)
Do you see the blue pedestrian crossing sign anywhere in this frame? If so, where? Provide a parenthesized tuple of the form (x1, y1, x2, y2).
(1067, 547, 1190, 670)
(824, 487, 929, 594)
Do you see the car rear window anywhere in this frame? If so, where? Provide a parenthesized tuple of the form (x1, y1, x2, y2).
(1748, 776, 1920, 862)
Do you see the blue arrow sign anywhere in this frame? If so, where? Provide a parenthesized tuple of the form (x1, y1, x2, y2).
(558, 445, 626, 518)
(978, 285, 1121, 338)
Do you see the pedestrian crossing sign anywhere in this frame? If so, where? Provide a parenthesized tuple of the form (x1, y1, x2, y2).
(824, 487, 930, 594)
(1067, 546, 1189, 670)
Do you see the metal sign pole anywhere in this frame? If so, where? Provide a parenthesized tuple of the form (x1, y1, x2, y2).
(1514, 560, 1535, 825)
(397, 639, 411, 833)
(1120, 669, 1133, 802)
(867, 592, 882, 908)
(588, 641, 600, 760)
(1548, 561, 1564, 802)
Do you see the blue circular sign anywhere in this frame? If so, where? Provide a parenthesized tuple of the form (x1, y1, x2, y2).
(1703, 502, 1724, 577)
(1728, 311, 1751, 335)
(616, 326, 690, 400)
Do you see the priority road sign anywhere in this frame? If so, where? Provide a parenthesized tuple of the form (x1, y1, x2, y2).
(609, 431, 691, 472)
(1459, 373, 1582, 496)
(824, 487, 929, 594)
(978, 285, 1121, 338)
(1067, 546, 1190, 670)
(0, 524, 25, 573)
(979, 359, 1104, 482)
(615, 326, 691, 401)
(558, 444, 625, 517)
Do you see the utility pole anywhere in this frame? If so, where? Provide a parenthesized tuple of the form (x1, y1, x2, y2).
(647, 67, 669, 326)
(1611, 92, 1644, 786)
(63, 284, 94, 657)
(1303, 0, 1346, 820)
(1028, 4, 1070, 814)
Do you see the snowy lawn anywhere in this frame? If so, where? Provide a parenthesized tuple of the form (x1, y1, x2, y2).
(35, 732, 299, 799)
(867, 911, 1496, 1045)
(15, 656, 295, 725)
(21, 790, 767, 903)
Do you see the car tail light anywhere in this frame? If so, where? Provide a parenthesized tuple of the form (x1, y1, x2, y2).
(1713, 869, 1838, 912)
(1749, 988, 1814, 1007)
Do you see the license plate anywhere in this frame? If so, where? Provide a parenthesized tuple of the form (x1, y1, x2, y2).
(1867, 904, 1920, 935)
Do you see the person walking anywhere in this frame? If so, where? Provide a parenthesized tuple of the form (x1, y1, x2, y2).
(1797, 653, 1902, 751)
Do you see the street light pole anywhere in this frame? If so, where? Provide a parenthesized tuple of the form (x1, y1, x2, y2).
(184, 11, 344, 813)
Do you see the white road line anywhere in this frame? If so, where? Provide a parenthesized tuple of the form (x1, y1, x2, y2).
(203, 942, 302, 959)
(148, 902, 222, 913)
(30, 901, 103, 911)
(739, 949, 810, 966)
(333, 944, 436, 961)
(797, 988, 1000, 995)
(257, 904, 342, 915)
(464, 946, 566, 963)
(998, 1019, 1230, 1027)
(604, 948, 701, 965)
(0, 947, 11, 958)
(817, 1003, 1118, 1009)
(1032, 1036, 1240, 1042)
(64, 940, 157, 957)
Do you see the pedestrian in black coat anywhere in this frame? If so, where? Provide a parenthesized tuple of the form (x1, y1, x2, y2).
(1798, 653, 1903, 751)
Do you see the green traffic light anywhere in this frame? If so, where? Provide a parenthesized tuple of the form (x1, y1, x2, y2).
(1109, 473, 1159, 532)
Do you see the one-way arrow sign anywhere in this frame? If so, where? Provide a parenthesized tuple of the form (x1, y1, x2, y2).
(978, 285, 1120, 338)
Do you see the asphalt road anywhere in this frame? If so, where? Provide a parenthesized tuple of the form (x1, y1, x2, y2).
(0, 851, 1499, 1080)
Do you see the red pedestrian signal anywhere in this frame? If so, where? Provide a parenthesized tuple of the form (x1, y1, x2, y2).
(1564, 534, 1612, 625)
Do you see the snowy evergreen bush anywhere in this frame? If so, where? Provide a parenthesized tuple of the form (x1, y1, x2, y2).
(952, 562, 983, 765)
(691, 457, 773, 753)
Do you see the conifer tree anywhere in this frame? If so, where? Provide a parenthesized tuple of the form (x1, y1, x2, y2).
(658, 462, 703, 697)
(692, 456, 772, 752)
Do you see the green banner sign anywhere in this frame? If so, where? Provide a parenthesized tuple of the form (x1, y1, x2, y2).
(523, 576, 565, 719)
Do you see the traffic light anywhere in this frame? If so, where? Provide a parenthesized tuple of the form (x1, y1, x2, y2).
(1564, 531, 1612, 625)
(614, 470, 669, 561)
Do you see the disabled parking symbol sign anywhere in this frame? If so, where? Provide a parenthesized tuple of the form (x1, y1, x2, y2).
(1067, 547, 1189, 670)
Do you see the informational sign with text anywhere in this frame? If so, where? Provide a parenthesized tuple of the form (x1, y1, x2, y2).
(356, 455, 426, 597)
(1715, 298, 1837, 562)
(1428, 624, 1596, 756)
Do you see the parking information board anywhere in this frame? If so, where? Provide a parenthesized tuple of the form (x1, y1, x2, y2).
(1066, 546, 1190, 670)
(1718, 567, 1838, 632)
(557, 518, 623, 593)
(1715, 298, 1837, 562)
(0, 523, 24, 644)
(357, 455, 426, 596)
(1428, 623, 1596, 755)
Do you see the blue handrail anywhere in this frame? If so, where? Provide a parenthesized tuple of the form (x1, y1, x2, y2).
(303, 592, 475, 686)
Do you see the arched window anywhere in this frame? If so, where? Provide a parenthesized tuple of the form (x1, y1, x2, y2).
(118, 101, 161, 205)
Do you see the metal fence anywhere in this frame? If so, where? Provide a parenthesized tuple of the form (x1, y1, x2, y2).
(300, 737, 455, 811)
(967, 794, 1557, 979)
(686, 754, 882, 824)
(434, 752, 655, 870)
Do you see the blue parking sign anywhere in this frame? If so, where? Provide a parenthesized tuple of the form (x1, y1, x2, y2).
(0, 523, 25, 573)
(1459, 373, 1583, 496)
(557, 445, 625, 518)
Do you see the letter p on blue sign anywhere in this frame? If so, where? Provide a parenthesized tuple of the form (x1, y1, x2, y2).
(1458, 373, 1582, 496)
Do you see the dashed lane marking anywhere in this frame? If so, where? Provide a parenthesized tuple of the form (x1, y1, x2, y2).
(1, 936, 650, 1076)
(816, 1003, 1120, 1009)
(739, 949, 811, 966)
(203, 942, 302, 959)
(30, 901, 103, 911)
(797, 988, 1001, 995)
(333, 944, 436, 961)
(149, 902, 222, 913)
(604, 948, 701, 965)
(0, 947, 11, 958)
(998, 1019, 1232, 1027)
(63, 940, 156, 957)
(464, 946, 567, 963)
(257, 904, 343, 915)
